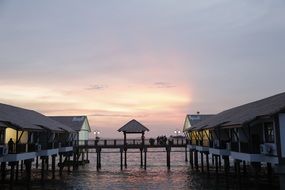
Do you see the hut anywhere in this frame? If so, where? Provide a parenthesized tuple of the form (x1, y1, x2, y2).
(0, 103, 75, 165)
(118, 119, 149, 146)
(50, 116, 91, 142)
(185, 92, 285, 188)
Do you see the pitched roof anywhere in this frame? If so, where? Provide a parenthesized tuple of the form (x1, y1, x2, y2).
(192, 92, 285, 130)
(118, 119, 149, 133)
(185, 114, 214, 132)
(0, 103, 74, 132)
(187, 114, 214, 126)
(50, 116, 90, 132)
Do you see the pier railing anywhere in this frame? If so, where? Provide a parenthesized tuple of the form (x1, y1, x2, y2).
(75, 138, 187, 148)
(6, 141, 74, 154)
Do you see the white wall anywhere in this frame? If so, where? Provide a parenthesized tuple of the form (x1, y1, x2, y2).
(78, 119, 90, 141)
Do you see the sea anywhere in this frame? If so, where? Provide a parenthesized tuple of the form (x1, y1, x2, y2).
(1, 147, 280, 190)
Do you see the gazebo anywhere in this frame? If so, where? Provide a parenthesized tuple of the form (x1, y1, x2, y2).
(118, 119, 149, 146)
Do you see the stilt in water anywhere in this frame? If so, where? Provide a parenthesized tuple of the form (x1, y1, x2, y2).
(86, 149, 89, 163)
(144, 147, 147, 170)
(218, 155, 222, 171)
(20, 160, 23, 172)
(166, 146, 171, 169)
(124, 148, 127, 168)
(24, 160, 32, 189)
(194, 150, 198, 171)
(96, 148, 101, 171)
(236, 160, 241, 188)
(267, 162, 273, 185)
(252, 162, 261, 187)
(67, 156, 71, 172)
(215, 155, 218, 175)
(46, 156, 49, 171)
(41, 157, 45, 182)
(82, 151, 85, 164)
(200, 152, 204, 173)
(15, 161, 19, 181)
(223, 156, 230, 189)
(36, 156, 39, 169)
(1, 162, 6, 182)
(98, 148, 102, 169)
(9, 162, 16, 189)
(189, 150, 194, 169)
(185, 146, 188, 162)
(206, 153, 210, 175)
(120, 148, 123, 170)
(52, 155, 56, 179)
(243, 161, 247, 177)
(140, 148, 143, 168)
(59, 154, 63, 176)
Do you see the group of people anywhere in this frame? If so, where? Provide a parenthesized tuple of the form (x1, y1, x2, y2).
(156, 136, 167, 145)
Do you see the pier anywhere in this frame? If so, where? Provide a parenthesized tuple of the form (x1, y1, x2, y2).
(76, 137, 188, 170)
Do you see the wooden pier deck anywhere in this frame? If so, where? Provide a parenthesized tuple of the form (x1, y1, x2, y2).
(75, 138, 188, 170)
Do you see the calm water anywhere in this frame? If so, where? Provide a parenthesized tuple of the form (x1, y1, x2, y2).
(3, 148, 280, 190)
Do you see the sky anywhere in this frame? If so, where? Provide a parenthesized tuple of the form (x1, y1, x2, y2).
(0, 0, 285, 138)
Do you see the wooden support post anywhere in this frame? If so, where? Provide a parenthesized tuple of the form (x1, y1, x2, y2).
(243, 161, 247, 177)
(67, 156, 71, 172)
(215, 155, 218, 175)
(86, 149, 89, 162)
(120, 148, 123, 170)
(194, 150, 198, 171)
(189, 150, 193, 169)
(15, 161, 19, 181)
(98, 149, 102, 169)
(124, 148, 127, 168)
(41, 157, 45, 182)
(140, 148, 143, 168)
(24, 160, 32, 189)
(59, 154, 63, 176)
(218, 155, 222, 170)
(46, 156, 49, 171)
(223, 156, 230, 188)
(201, 152, 204, 173)
(36, 156, 39, 169)
(21, 160, 23, 172)
(236, 160, 241, 187)
(1, 162, 6, 182)
(96, 148, 101, 171)
(9, 162, 16, 188)
(267, 162, 272, 184)
(267, 163, 273, 184)
(206, 153, 209, 175)
(52, 155, 56, 179)
(82, 151, 84, 163)
(252, 162, 261, 186)
(185, 146, 188, 162)
(144, 147, 147, 170)
(166, 146, 171, 169)
(73, 152, 77, 170)
(234, 160, 237, 177)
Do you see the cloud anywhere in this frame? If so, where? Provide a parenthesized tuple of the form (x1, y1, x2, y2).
(153, 82, 176, 89)
(86, 84, 108, 91)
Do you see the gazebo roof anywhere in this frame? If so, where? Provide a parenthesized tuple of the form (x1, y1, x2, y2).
(118, 119, 149, 133)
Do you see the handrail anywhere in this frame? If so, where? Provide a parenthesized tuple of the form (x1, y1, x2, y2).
(74, 138, 187, 147)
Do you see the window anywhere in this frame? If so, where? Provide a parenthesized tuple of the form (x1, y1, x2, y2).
(264, 122, 274, 143)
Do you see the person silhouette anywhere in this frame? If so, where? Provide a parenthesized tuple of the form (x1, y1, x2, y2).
(8, 138, 14, 153)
